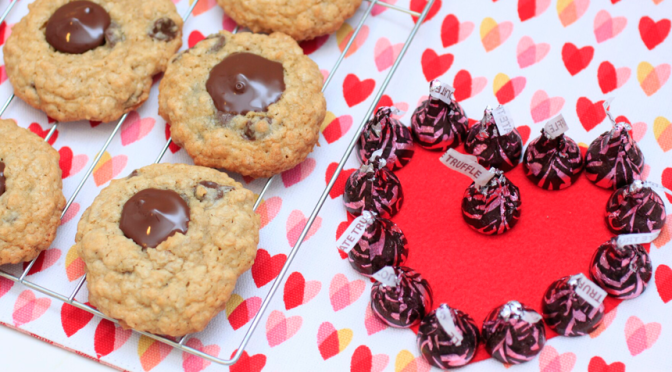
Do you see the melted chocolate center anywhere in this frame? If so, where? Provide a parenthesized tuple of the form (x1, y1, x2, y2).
(46, 1, 111, 54)
(0, 162, 5, 196)
(120, 189, 190, 249)
(206, 53, 285, 115)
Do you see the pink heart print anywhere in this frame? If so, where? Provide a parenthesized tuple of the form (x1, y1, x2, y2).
(13, 290, 51, 327)
(265, 310, 303, 347)
(256, 196, 282, 229)
(0, 277, 13, 299)
(538, 345, 576, 372)
(286, 210, 322, 246)
(121, 111, 155, 146)
(624, 316, 661, 356)
(594, 10, 627, 43)
(60, 202, 80, 225)
(281, 158, 316, 188)
(530, 90, 565, 123)
(374, 37, 403, 72)
(329, 273, 366, 311)
(517, 36, 550, 68)
(365, 302, 388, 335)
(182, 338, 220, 372)
(590, 308, 617, 338)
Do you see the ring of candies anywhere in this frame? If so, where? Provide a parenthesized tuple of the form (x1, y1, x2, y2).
(335, 80, 668, 369)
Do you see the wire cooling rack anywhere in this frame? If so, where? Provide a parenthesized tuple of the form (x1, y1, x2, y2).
(0, 0, 436, 366)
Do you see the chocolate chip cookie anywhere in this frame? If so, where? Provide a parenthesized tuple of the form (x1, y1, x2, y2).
(218, 0, 363, 41)
(0, 119, 65, 265)
(4, 0, 183, 123)
(74, 163, 259, 337)
(159, 31, 326, 178)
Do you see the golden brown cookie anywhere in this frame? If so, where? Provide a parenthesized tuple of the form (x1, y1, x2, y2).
(218, 0, 363, 41)
(3, 0, 183, 123)
(159, 31, 326, 178)
(0, 119, 65, 265)
(74, 163, 259, 337)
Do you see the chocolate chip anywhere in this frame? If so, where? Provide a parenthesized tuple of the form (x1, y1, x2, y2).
(127, 170, 139, 178)
(243, 121, 256, 140)
(171, 49, 189, 64)
(195, 181, 233, 201)
(0, 162, 6, 196)
(104, 22, 124, 48)
(149, 18, 178, 41)
(209, 35, 226, 53)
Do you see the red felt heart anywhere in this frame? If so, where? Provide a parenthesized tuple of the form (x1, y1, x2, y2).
(300, 35, 329, 55)
(655, 264, 672, 303)
(188, 30, 205, 48)
(409, 0, 441, 23)
(61, 303, 94, 337)
(326, 162, 357, 199)
(165, 123, 181, 153)
(343, 74, 375, 108)
(421, 49, 454, 82)
(576, 97, 606, 132)
(638, 16, 670, 50)
(588, 356, 625, 372)
(251, 249, 287, 288)
(28, 123, 58, 145)
(229, 350, 266, 372)
(396, 144, 619, 363)
(562, 43, 594, 76)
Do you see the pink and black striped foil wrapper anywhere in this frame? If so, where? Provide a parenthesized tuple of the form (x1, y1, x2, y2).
(370, 267, 432, 328)
(356, 107, 415, 171)
(343, 160, 404, 219)
(585, 124, 644, 190)
(411, 98, 469, 151)
(348, 217, 408, 277)
(417, 306, 480, 369)
(464, 109, 523, 172)
(461, 172, 521, 235)
(590, 239, 652, 300)
(482, 301, 546, 365)
(541, 276, 605, 337)
(523, 131, 584, 191)
(605, 182, 667, 235)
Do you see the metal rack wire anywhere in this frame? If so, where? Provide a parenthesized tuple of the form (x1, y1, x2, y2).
(0, 0, 436, 366)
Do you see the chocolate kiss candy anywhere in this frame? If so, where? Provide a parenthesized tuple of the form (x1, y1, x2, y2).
(347, 212, 408, 277)
(605, 181, 667, 235)
(120, 189, 190, 249)
(417, 304, 480, 369)
(590, 238, 652, 300)
(411, 83, 468, 151)
(464, 108, 523, 172)
(482, 301, 546, 364)
(541, 275, 605, 337)
(461, 170, 521, 235)
(523, 129, 584, 190)
(45, 1, 111, 54)
(585, 123, 644, 190)
(370, 266, 432, 328)
(343, 158, 404, 219)
(356, 107, 415, 171)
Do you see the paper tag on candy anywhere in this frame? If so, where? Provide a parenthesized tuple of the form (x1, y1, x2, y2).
(336, 212, 375, 253)
(436, 304, 464, 346)
(544, 114, 569, 139)
(440, 149, 495, 187)
(491, 105, 515, 135)
(429, 79, 455, 105)
(571, 273, 607, 308)
(617, 232, 661, 248)
(372, 266, 399, 287)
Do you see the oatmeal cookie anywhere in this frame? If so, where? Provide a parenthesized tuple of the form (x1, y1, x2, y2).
(159, 31, 326, 178)
(218, 0, 363, 41)
(74, 163, 259, 337)
(0, 120, 65, 265)
(4, 0, 183, 123)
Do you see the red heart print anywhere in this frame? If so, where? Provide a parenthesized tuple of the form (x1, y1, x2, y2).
(639, 16, 670, 50)
(94, 319, 132, 358)
(323, 114, 353, 144)
(409, 0, 441, 23)
(0, 22, 9, 48)
(229, 350, 267, 372)
(453, 69, 487, 102)
(562, 43, 594, 76)
(441, 14, 474, 47)
(281, 158, 316, 188)
(61, 302, 94, 337)
(518, 0, 551, 22)
(343, 74, 375, 108)
(655, 264, 672, 303)
(300, 35, 329, 55)
(251, 249, 287, 288)
(576, 97, 606, 132)
(517, 125, 531, 145)
(598, 61, 631, 94)
(227, 295, 262, 331)
(28, 123, 58, 145)
(165, 123, 181, 153)
(0, 277, 12, 299)
(58, 147, 73, 179)
(182, 338, 220, 372)
(284, 272, 321, 310)
(663, 168, 672, 203)
(336, 221, 351, 259)
(587, 356, 625, 372)
(326, 162, 357, 199)
(188, 30, 205, 48)
(89, 120, 102, 128)
(23, 248, 61, 275)
(421, 49, 453, 82)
